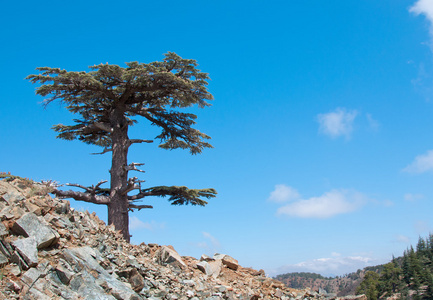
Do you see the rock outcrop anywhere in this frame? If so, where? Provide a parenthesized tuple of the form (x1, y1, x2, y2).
(0, 176, 366, 299)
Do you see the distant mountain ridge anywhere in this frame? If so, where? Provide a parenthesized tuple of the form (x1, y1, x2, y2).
(274, 265, 385, 297)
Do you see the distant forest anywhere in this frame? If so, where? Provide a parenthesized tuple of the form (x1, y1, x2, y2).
(357, 233, 433, 299)
(275, 234, 433, 299)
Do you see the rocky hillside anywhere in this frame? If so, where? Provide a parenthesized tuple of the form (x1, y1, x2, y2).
(0, 176, 367, 299)
(274, 269, 381, 297)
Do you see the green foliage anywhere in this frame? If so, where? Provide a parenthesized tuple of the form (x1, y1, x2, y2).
(137, 186, 217, 206)
(356, 233, 433, 299)
(27, 52, 213, 154)
(356, 271, 379, 300)
(275, 272, 332, 281)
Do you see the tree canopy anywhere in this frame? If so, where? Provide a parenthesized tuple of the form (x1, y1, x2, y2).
(28, 52, 217, 241)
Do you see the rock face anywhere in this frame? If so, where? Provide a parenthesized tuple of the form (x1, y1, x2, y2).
(0, 176, 367, 299)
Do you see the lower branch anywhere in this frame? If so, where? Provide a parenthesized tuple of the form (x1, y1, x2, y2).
(128, 204, 153, 211)
(52, 189, 110, 205)
(128, 185, 217, 206)
(51, 180, 110, 205)
(91, 147, 112, 155)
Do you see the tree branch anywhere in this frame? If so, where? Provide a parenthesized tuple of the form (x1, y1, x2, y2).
(128, 139, 153, 146)
(127, 185, 217, 205)
(91, 147, 112, 155)
(121, 177, 145, 195)
(94, 122, 113, 133)
(52, 189, 110, 205)
(51, 180, 110, 205)
(128, 204, 153, 211)
(124, 163, 145, 173)
(81, 122, 112, 134)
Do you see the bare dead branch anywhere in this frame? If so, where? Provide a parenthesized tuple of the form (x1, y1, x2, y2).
(122, 177, 140, 195)
(52, 189, 110, 205)
(124, 162, 145, 173)
(128, 139, 154, 147)
(94, 180, 108, 189)
(66, 183, 93, 193)
(128, 204, 153, 211)
(91, 147, 112, 155)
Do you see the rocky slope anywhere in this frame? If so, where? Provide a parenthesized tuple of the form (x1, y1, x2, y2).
(274, 271, 372, 297)
(0, 176, 367, 299)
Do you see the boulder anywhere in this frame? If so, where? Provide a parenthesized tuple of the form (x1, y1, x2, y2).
(11, 212, 59, 249)
(0, 222, 8, 238)
(129, 268, 145, 292)
(213, 253, 239, 270)
(155, 245, 186, 269)
(197, 259, 222, 278)
(11, 237, 38, 268)
(0, 252, 8, 268)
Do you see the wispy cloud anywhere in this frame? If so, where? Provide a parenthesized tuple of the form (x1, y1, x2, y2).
(269, 254, 377, 277)
(403, 150, 433, 173)
(317, 108, 358, 139)
(195, 232, 221, 256)
(409, 2, 433, 100)
(366, 113, 380, 131)
(267, 184, 300, 203)
(404, 193, 424, 201)
(275, 189, 367, 219)
(129, 216, 165, 231)
(410, 0, 433, 38)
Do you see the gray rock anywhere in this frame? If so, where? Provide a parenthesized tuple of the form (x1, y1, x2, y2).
(62, 247, 142, 300)
(0, 252, 8, 267)
(200, 254, 214, 262)
(0, 206, 15, 220)
(21, 267, 43, 287)
(197, 260, 222, 278)
(12, 237, 38, 268)
(213, 253, 239, 270)
(12, 212, 59, 249)
(155, 246, 186, 269)
(0, 222, 8, 237)
(128, 268, 145, 292)
(55, 200, 70, 214)
(55, 260, 75, 285)
(0, 240, 12, 257)
(183, 279, 196, 287)
(0, 190, 25, 204)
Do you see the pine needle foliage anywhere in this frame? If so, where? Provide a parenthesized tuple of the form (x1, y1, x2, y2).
(27, 52, 213, 154)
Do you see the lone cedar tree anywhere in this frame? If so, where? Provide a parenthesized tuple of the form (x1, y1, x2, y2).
(27, 52, 217, 242)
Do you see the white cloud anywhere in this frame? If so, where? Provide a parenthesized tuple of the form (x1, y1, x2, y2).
(366, 113, 380, 131)
(410, 0, 433, 36)
(129, 216, 165, 231)
(267, 184, 300, 203)
(403, 150, 433, 173)
(404, 193, 424, 201)
(269, 254, 377, 277)
(317, 108, 357, 139)
(383, 199, 394, 207)
(202, 232, 221, 249)
(277, 189, 366, 219)
(195, 232, 221, 256)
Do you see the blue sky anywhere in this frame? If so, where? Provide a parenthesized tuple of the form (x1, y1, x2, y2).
(3, 0, 433, 277)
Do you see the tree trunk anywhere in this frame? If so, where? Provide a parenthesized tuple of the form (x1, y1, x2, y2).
(108, 107, 130, 242)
